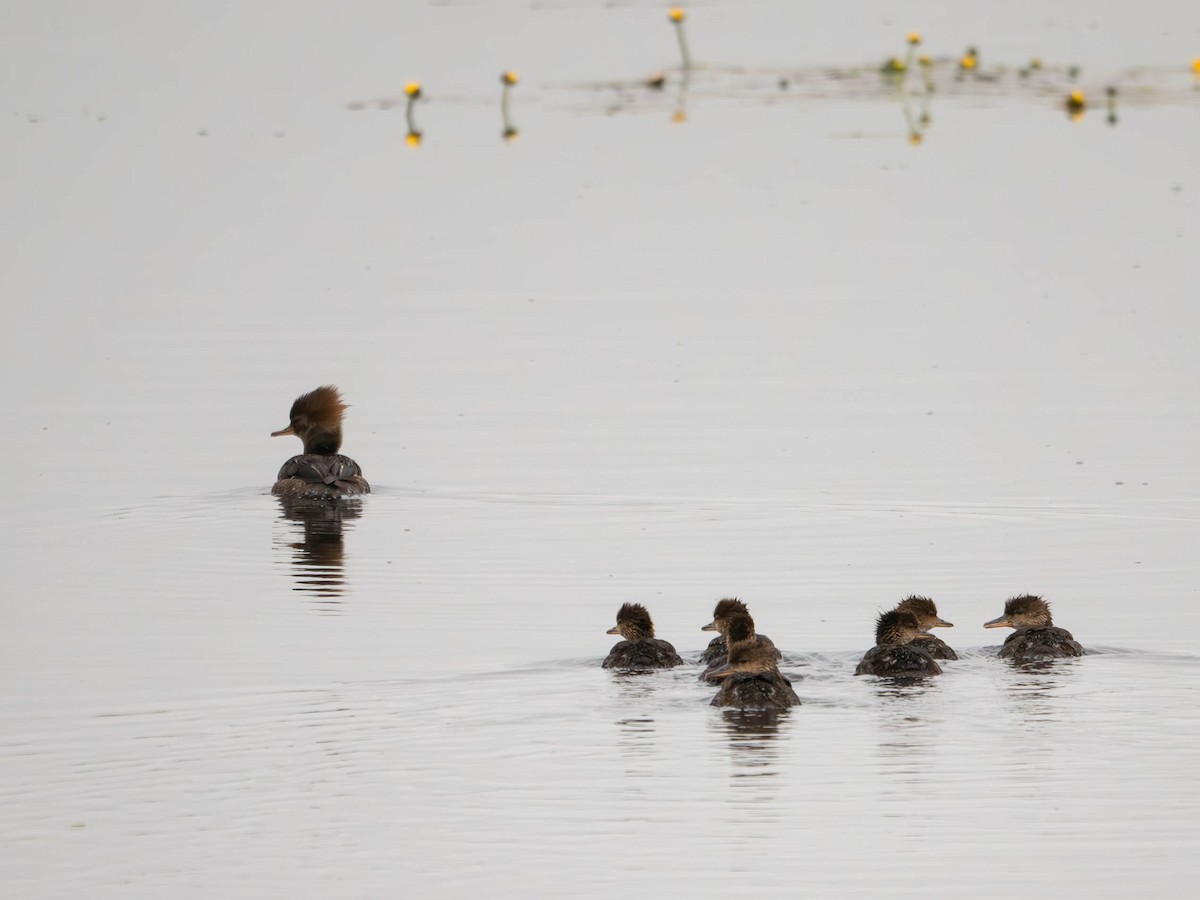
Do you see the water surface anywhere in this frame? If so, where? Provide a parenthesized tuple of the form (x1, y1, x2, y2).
(2, 1, 1199, 896)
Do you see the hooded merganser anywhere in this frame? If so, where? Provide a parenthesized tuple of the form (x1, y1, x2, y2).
(854, 609, 943, 677)
(708, 641, 800, 709)
(984, 595, 1084, 660)
(271, 386, 370, 500)
(602, 602, 684, 670)
(699, 598, 779, 667)
(700, 610, 775, 683)
(895, 595, 957, 660)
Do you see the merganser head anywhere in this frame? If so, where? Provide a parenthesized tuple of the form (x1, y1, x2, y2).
(272, 385, 349, 455)
(724, 611, 757, 647)
(984, 595, 1054, 629)
(896, 595, 954, 630)
(874, 609, 926, 646)
(606, 602, 656, 641)
(701, 597, 750, 634)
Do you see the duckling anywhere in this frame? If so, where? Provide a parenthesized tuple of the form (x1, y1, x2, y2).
(602, 602, 683, 670)
(702, 611, 774, 683)
(895, 595, 957, 660)
(708, 641, 800, 709)
(984, 595, 1084, 660)
(699, 598, 779, 667)
(855, 609, 943, 677)
(271, 385, 370, 500)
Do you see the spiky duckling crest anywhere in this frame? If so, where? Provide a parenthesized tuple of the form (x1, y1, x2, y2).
(896, 595, 953, 630)
(874, 609, 925, 646)
(706, 597, 749, 635)
(1002, 595, 1054, 628)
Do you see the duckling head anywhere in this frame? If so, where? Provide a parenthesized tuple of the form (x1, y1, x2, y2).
(984, 594, 1054, 629)
(607, 602, 656, 640)
(701, 597, 749, 634)
(896, 595, 954, 630)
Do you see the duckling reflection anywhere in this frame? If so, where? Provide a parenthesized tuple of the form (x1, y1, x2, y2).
(699, 598, 779, 670)
(602, 602, 683, 670)
(709, 642, 800, 710)
(271, 385, 370, 500)
(716, 708, 785, 779)
(613, 715, 658, 772)
(275, 497, 362, 601)
(1001, 665, 1076, 723)
(895, 595, 957, 660)
(855, 609, 942, 677)
(984, 595, 1084, 661)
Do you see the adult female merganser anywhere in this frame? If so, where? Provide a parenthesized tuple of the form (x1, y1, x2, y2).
(271, 385, 370, 500)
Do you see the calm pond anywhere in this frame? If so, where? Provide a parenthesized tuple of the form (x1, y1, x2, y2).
(2, 1, 1199, 896)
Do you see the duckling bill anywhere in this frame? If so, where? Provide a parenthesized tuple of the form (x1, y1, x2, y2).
(855, 609, 942, 677)
(272, 385, 370, 500)
(984, 595, 1083, 660)
(708, 642, 800, 709)
(602, 603, 683, 670)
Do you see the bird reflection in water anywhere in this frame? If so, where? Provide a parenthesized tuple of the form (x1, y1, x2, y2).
(606, 669, 661, 778)
(614, 715, 658, 777)
(275, 497, 363, 605)
(715, 708, 787, 779)
(871, 676, 939, 701)
(1002, 658, 1077, 724)
(870, 679, 943, 801)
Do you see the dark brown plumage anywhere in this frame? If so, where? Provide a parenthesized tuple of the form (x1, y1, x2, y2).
(984, 595, 1084, 660)
(699, 597, 779, 668)
(602, 603, 683, 670)
(855, 609, 942, 677)
(271, 385, 370, 499)
(896, 594, 957, 660)
(709, 642, 800, 709)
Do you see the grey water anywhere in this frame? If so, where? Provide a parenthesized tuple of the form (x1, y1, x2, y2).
(3, 0, 1200, 896)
